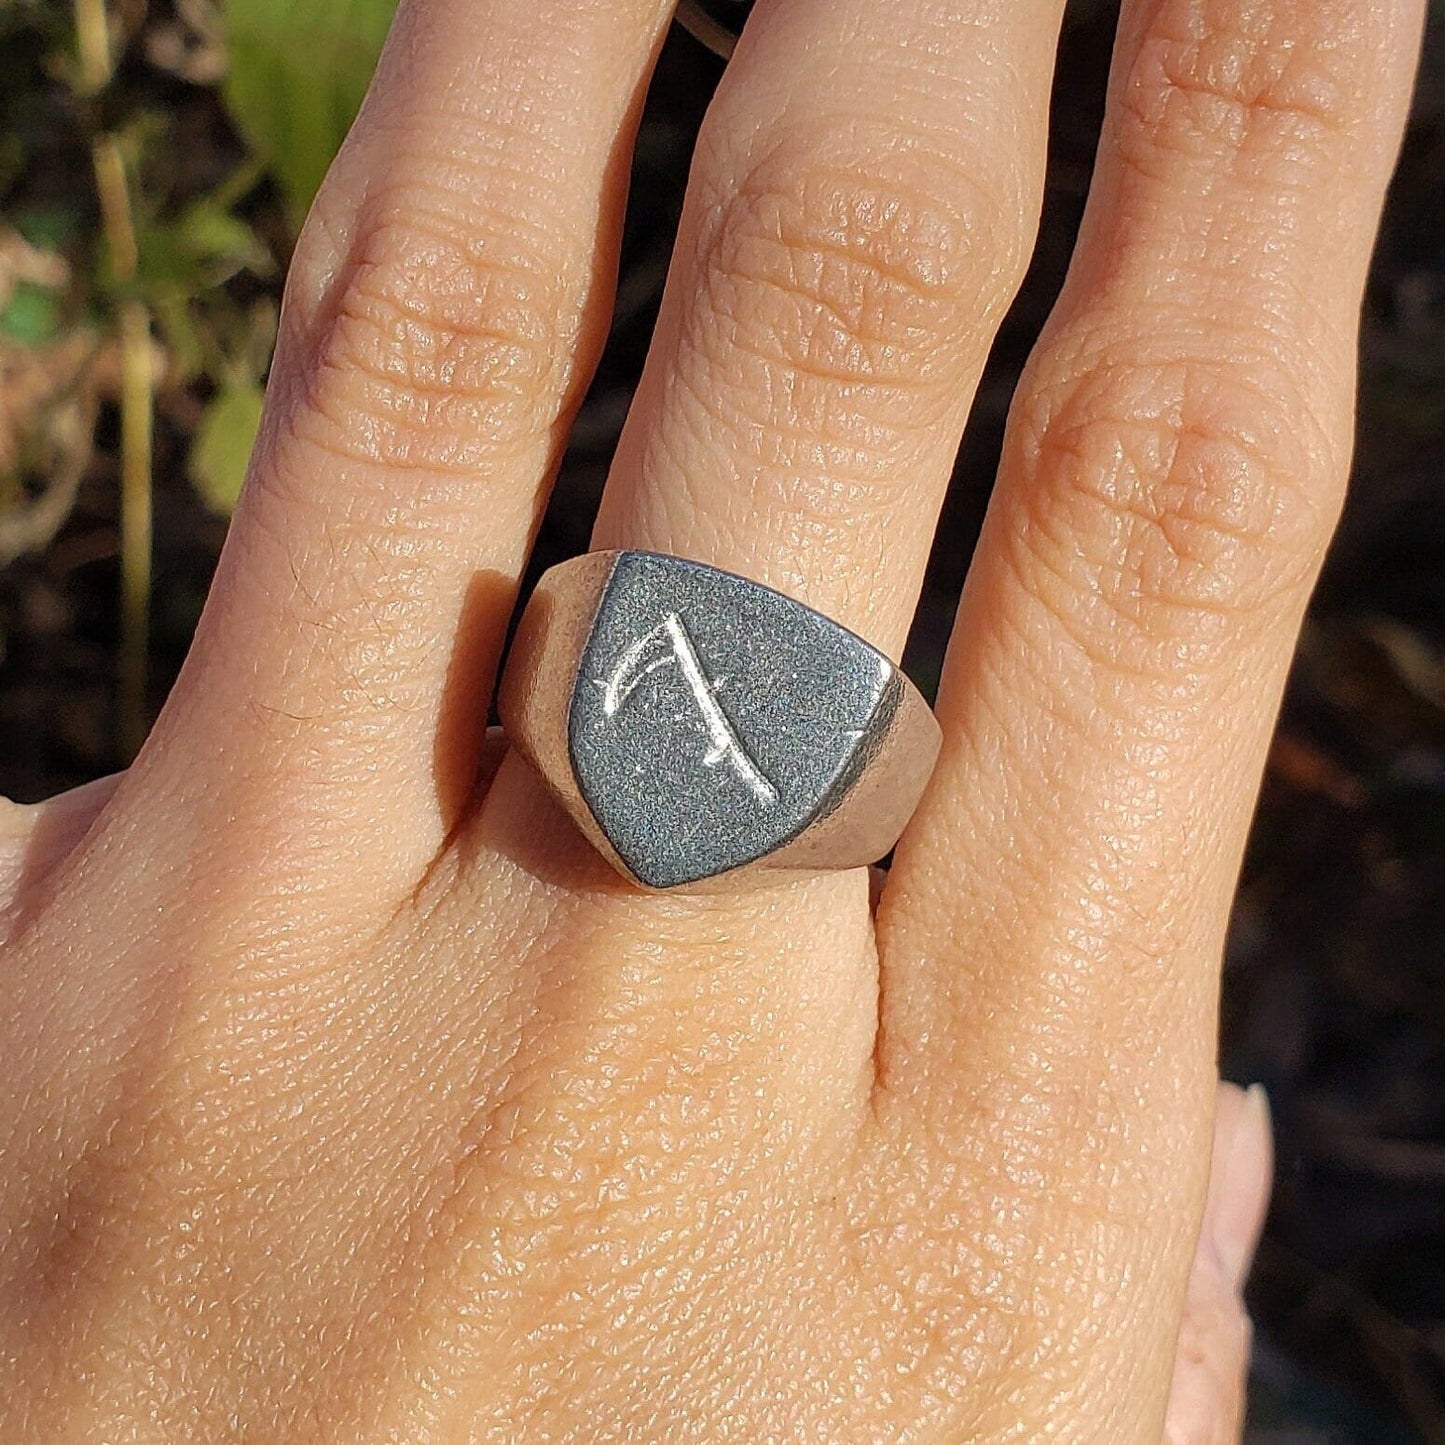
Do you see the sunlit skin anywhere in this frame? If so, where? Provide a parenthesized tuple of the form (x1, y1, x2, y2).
(0, 0, 1421, 1439)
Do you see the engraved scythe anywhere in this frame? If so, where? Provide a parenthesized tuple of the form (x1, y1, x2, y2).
(601, 613, 779, 807)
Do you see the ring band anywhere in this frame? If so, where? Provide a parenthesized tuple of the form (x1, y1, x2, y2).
(498, 551, 941, 890)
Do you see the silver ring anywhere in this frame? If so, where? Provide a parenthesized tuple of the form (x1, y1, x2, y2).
(498, 551, 941, 890)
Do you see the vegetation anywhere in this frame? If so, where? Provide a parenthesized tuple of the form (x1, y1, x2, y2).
(0, 0, 396, 750)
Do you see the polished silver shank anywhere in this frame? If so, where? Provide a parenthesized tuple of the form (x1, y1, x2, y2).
(498, 551, 941, 890)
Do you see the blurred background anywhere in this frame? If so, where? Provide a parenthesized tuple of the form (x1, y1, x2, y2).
(0, 0, 1441, 1437)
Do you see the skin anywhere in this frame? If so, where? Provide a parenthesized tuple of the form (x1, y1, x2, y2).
(0, 0, 1420, 1438)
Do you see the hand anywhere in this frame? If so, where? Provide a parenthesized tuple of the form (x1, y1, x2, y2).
(0, 0, 1418, 1437)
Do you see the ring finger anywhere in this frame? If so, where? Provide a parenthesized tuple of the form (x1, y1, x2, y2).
(464, 0, 1068, 1105)
(597, 0, 1065, 655)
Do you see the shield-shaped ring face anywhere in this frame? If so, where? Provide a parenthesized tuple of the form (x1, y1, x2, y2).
(567, 553, 903, 889)
(499, 550, 940, 891)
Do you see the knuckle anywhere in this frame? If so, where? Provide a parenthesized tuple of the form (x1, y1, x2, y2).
(1122, 0, 1375, 166)
(1009, 341, 1343, 659)
(283, 190, 572, 474)
(687, 127, 1022, 418)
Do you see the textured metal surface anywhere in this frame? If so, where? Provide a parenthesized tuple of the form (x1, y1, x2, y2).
(569, 552, 898, 888)
(500, 551, 941, 890)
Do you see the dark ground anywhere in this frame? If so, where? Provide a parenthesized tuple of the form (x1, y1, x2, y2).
(1, 1, 1443, 1438)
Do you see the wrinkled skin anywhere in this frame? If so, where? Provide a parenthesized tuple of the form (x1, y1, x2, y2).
(0, 0, 1419, 1439)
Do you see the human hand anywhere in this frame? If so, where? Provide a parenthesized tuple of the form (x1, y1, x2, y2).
(1, 0, 1418, 1437)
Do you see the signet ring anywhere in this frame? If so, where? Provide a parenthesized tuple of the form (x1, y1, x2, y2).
(497, 551, 942, 891)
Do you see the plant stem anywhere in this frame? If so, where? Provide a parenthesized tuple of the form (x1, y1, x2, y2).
(74, 0, 112, 92)
(93, 134, 153, 758)
(117, 298, 153, 759)
(674, 1, 738, 60)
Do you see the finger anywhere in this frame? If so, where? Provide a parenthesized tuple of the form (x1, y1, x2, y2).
(592, 0, 1065, 656)
(889, 0, 1422, 1096)
(0, 774, 121, 923)
(870, 0, 1421, 1425)
(1164, 1083, 1272, 1445)
(136, 0, 674, 890)
(459, 0, 1065, 1104)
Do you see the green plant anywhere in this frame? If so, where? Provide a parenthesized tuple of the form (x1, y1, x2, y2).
(0, 0, 395, 757)
(221, 0, 398, 228)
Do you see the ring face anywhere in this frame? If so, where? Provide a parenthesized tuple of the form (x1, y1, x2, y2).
(568, 552, 900, 889)
(499, 550, 941, 889)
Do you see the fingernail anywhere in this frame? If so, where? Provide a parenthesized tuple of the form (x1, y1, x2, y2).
(1205, 1083, 1274, 1289)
